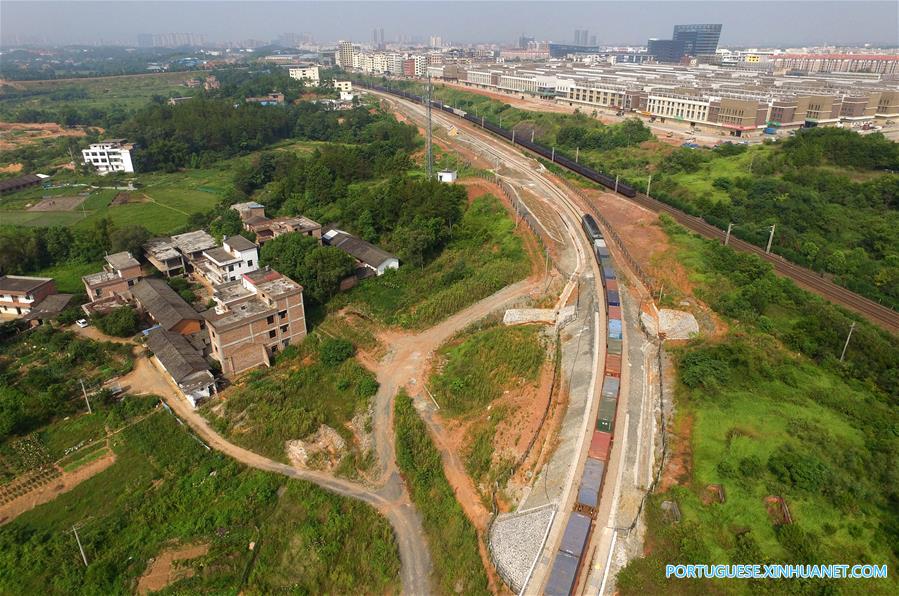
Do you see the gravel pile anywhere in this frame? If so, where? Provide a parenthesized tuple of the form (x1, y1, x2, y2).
(489, 505, 556, 593)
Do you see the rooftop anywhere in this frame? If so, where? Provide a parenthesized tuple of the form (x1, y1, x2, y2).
(224, 235, 257, 252)
(22, 294, 73, 321)
(132, 278, 202, 331)
(0, 275, 53, 294)
(322, 229, 397, 269)
(171, 230, 217, 255)
(82, 270, 120, 287)
(204, 246, 239, 265)
(0, 174, 42, 193)
(231, 201, 265, 212)
(143, 237, 182, 261)
(205, 269, 301, 330)
(146, 327, 213, 390)
(105, 251, 140, 271)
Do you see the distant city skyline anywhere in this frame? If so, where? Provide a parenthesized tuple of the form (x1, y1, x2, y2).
(2, 1, 898, 48)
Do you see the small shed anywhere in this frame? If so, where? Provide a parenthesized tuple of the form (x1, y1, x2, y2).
(437, 170, 457, 183)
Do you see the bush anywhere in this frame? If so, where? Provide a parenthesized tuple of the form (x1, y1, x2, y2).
(319, 338, 355, 366)
(94, 306, 139, 337)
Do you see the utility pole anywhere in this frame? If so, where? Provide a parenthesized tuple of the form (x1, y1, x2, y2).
(646, 174, 652, 198)
(614, 175, 619, 194)
(425, 75, 433, 179)
(551, 147, 555, 162)
(765, 224, 776, 254)
(724, 222, 733, 246)
(511, 129, 516, 144)
(531, 129, 535, 143)
(79, 379, 92, 415)
(575, 147, 579, 163)
(840, 322, 856, 362)
(72, 526, 88, 567)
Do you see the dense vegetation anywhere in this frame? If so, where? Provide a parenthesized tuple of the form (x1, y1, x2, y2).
(0, 326, 133, 446)
(205, 338, 378, 471)
(648, 130, 899, 308)
(346, 194, 532, 328)
(0, 410, 400, 593)
(394, 390, 490, 595)
(617, 218, 899, 595)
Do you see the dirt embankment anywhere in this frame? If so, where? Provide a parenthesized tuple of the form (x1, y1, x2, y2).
(137, 543, 210, 594)
(0, 121, 93, 152)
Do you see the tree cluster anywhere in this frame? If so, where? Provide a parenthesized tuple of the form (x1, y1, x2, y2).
(556, 117, 652, 151)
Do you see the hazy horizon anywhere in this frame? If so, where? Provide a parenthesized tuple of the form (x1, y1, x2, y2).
(1, 1, 898, 48)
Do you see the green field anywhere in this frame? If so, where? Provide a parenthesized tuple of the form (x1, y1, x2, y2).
(0, 410, 400, 594)
(617, 219, 899, 595)
(0, 71, 204, 119)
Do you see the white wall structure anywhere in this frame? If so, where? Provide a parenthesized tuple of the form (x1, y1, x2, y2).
(288, 65, 320, 84)
(437, 170, 457, 183)
(82, 140, 135, 174)
(200, 236, 259, 285)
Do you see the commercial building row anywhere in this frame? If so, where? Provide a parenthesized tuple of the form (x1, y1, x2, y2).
(444, 61, 899, 132)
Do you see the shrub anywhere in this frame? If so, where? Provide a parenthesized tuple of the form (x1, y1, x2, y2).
(319, 338, 355, 366)
(94, 306, 139, 337)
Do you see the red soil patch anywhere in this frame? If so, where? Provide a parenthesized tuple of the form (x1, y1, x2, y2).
(0, 121, 93, 151)
(137, 543, 210, 594)
(659, 409, 693, 492)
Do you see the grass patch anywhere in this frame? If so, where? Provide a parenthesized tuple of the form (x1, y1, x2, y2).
(431, 323, 545, 418)
(0, 409, 400, 594)
(617, 219, 899, 595)
(347, 194, 530, 328)
(204, 338, 377, 467)
(394, 390, 489, 595)
(30, 260, 101, 294)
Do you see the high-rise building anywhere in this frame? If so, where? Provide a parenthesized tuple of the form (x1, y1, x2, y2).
(519, 35, 535, 49)
(648, 23, 722, 62)
(672, 24, 722, 56)
(573, 29, 590, 46)
(337, 40, 355, 68)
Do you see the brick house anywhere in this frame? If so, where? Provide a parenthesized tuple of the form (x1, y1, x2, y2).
(0, 276, 58, 318)
(82, 251, 144, 301)
(131, 278, 204, 335)
(203, 269, 306, 376)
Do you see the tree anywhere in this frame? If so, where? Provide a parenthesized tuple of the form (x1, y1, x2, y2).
(259, 234, 355, 305)
(319, 338, 355, 366)
(110, 225, 150, 256)
(94, 306, 139, 337)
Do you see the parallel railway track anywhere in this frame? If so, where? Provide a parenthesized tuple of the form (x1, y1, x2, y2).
(361, 82, 898, 335)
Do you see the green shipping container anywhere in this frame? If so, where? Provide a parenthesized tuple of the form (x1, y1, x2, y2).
(596, 397, 617, 432)
(608, 338, 623, 355)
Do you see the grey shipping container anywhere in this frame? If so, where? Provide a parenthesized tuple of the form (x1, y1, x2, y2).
(607, 290, 620, 305)
(597, 246, 611, 258)
(608, 338, 623, 355)
(597, 397, 617, 432)
(576, 457, 606, 509)
(603, 266, 616, 280)
(601, 376, 620, 399)
(545, 551, 580, 596)
(559, 512, 592, 558)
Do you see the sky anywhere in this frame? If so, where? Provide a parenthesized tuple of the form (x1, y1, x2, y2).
(2, 1, 898, 47)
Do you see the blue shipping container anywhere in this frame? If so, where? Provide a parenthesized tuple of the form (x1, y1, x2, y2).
(559, 512, 592, 558)
(607, 290, 620, 306)
(545, 552, 580, 596)
(603, 267, 616, 280)
(609, 319, 622, 337)
(576, 457, 605, 509)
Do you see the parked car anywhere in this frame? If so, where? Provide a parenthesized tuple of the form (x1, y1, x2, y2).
(76, 319, 89, 328)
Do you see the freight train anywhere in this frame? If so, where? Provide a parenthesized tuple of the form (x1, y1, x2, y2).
(358, 82, 638, 198)
(543, 216, 623, 596)
(363, 81, 627, 594)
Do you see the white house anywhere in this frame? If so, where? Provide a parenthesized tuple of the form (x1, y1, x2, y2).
(334, 80, 353, 92)
(81, 139, 134, 174)
(289, 65, 320, 84)
(199, 235, 259, 285)
(322, 229, 399, 276)
(437, 170, 458, 183)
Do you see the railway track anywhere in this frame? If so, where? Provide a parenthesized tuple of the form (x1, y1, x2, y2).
(362, 81, 898, 335)
(626, 191, 899, 334)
